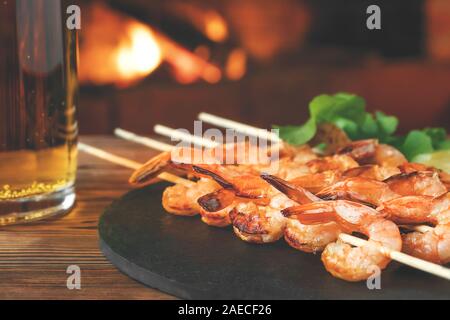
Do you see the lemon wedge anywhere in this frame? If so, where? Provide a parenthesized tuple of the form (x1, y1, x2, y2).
(413, 150, 450, 173)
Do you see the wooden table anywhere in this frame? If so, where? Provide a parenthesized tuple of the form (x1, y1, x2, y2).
(0, 136, 175, 300)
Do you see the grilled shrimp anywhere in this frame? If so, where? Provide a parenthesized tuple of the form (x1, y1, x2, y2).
(384, 171, 447, 197)
(337, 139, 378, 164)
(306, 154, 359, 173)
(259, 158, 311, 180)
(287, 164, 398, 195)
(283, 218, 343, 253)
(194, 167, 282, 228)
(129, 141, 319, 188)
(342, 164, 400, 181)
(338, 139, 407, 167)
(262, 174, 342, 253)
(229, 195, 294, 243)
(162, 178, 220, 216)
(193, 165, 273, 199)
(280, 144, 318, 164)
(374, 144, 408, 167)
(128, 142, 269, 187)
(317, 177, 399, 207)
(398, 162, 430, 174)
(317, 171, 447, 207)
(382, 192, 450, 264)
(402, 225, 450, 265)
(283, 200, 402, 281)
(399, 163, 450, 191)
(378, 195, 435, 224)
(286, 170, 341, 194)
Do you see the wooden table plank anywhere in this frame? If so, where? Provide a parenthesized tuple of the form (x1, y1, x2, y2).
(0, 136, 176, 300)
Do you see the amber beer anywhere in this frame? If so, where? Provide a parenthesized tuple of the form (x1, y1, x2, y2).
(0, 0, 78, 225)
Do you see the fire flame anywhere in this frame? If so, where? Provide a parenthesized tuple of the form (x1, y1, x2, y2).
(226, 48, 247, 81)
(79, 3, 225, 87)
(204, 10, 228, 43)
(116, 24, 162, 81)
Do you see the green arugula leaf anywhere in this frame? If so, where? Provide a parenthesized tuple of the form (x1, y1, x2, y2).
(309, 93, 366, 125)
(279, 92, 367, 145)
(333, 117, 359, 139)
(400, 130, 434, 160)
(275, 118, 316, 145)
(421, 127, 448, 149)
(360, 113, 379, 138)
(331, 93, 366, 125)
(276, 92, 449, 162)
(437, 139, 450, 150)
(309, 94, 336, 122)
(375, 111, 398, 136)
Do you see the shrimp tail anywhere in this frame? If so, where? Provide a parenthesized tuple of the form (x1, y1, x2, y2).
(193, 165, 268, 199)
(260, 174, 321, 204)
(129, 152, 205, 187)
(192, 165, 235, 190)
(197, 189, 235, 212)
(281, 203, 335, 224)
(315, 184, 341, 201)
(129, 152, 173, 186)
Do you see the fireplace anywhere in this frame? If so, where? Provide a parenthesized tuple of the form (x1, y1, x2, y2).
(76, 0, 450, 134)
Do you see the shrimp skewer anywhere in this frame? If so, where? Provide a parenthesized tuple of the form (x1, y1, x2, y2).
(152, 124, 318, 179)
(127, 140, 315, 188)
(80, 140, 450, 281)
(316, 171, 449, 263)
(192, 115, 450, 274)
(283, 200, 402, 281)
(381, 192, 450, 265)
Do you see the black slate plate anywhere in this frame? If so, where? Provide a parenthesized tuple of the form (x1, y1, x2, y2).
(98, 183, 450, 299)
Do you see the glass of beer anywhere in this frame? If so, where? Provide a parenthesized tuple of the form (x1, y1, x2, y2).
(0, 0, 78, 225)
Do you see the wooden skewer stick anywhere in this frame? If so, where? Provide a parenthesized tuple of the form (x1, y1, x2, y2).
(78, 142, 193, 187)
(116, 127, 216, 151)
(153, 124, 282, 157)
(114, 128, 173, 152)
(78, 142, 142, 170)
(339, 233, 450, 281)
(198, 112, 281, 143)
(154, 124, 218, 148)
(79, 141, 449, 280)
